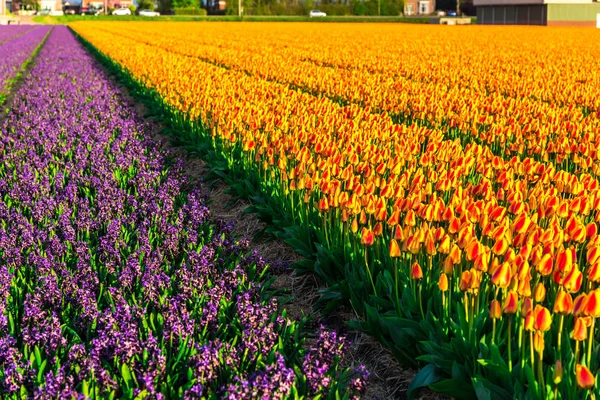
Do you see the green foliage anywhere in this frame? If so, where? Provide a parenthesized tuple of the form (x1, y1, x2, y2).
(128, 4, 137, 13)
(174, 6, 207, 14)
(21, 0, 40, 10)
(137, 0, 155, 11)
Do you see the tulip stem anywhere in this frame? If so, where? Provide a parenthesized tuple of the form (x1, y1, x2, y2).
(508, 317, 512, 373)
(492, 318, 497, 345)
(418, 283, 425, 320)
(441, 291, 446, 325)
(464, 292, 469, 323)
(557, 314, 564, 353)
(394, 258, 400, 313)
(364, 250, 377, 297)
(530, 331, 534, 373)
(518, 318, 524, 376)
(537, 352, 545, 398)
(588, 317, 596, 367)
(575, 340, 580, 363)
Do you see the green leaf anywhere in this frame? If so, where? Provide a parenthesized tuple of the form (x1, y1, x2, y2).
(121, 363, 133, 389)
(428, 378, 477, 399)
(407, 364, 442, 400)
(472, 377, 512, 400)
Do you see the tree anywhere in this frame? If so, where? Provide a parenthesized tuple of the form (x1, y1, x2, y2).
(20, 0, 40, 10)
(156, 0, 172, 13)
(137, 0, 154, 10)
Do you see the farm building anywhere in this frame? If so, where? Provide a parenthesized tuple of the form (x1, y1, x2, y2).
(404, 0, 436, 15)
(474, 0, 600, 25)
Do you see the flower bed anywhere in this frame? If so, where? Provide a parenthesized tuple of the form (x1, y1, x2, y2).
(0, 25, 367, 398)
(0, 26, 50, 101)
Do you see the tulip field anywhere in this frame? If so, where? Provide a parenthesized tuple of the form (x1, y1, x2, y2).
(63, 21, 600, 399)
(1, 20, 600, 400)
(0, 25, 369, 398)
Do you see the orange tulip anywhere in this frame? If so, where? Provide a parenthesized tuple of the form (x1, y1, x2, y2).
(503, 291, 518, 314)
(522, 297, 533, 316)
(490, 300, 502, 319)
(556, 248, 573, 272)
(588, 246, 600, 265)
(393, 225, 404, 241)
(572, 317, 589, 341)
(373, 222, 383, 237)
(438, 273, 448, 292)
(576, 364, 595, 390)
(491, 262, 511, 289)
(351, 218, 359, 234)
(574, 293, 589, 317)
(361, 228, 374, 247)
(585, 289, 600, 318)
(443, 254, 454, 274)
(589, 262, 600, 283)
(459, 270, 471, 292)
(533, 305, 552, 331)
(410, 262, 423, 280)
(492, 236, 509, 256)
(438, 234, 450, 254)
(563, 267, 583, 293)
(423, 234, 436, 257)
(554, 291, 574, 315)
(534, 282, 546, 303)
(524, 310, 535, 332)
(318, 197, 329, 212)
(587, 222, 598, 239)
(389, 239, 401, 258)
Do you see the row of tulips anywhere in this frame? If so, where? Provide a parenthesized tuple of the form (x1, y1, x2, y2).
(0, 26, 50, 103)
(70, 22, 600, 398)
(0, 26, 368, 398)
(86, 23, 600, 178)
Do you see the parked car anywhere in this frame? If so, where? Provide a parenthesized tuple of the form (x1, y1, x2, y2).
(436, 10, 446, 16)
(112, 8, 131, 15)
(139, 9, 160, 16)
(64, 8, 76, 14)
(309, 9, 326, 17)
(81, 8, 101, 15)
(447, 10, 457, 16)
(36, 9, 50, 15)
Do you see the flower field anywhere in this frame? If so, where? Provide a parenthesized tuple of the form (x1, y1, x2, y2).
(66, 21, 600, 399)
(0, 25, 369, 398)
(0, 26, 50, 103)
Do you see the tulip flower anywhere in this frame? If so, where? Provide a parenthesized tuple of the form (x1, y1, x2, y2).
(554, 291, 574, 314)
(503, 291, 519, 315)
(535, 253, 553, 276)
(553, 360, 562, 385)
(490, 300, 501, 344)
(533, 305, 552, 332)
(574, 293, 589, 317)
(534, 282, 546, 303)
(572, 317, 588, 342)
(587, 246, 600, 265)
(585, 290, 600, 365)
(491, 262, 511, 289)
(361, 228, 374, 247)
(576, 364, 595, 390)
(562, 267, 583, 293)
(411, 263, 423, 280)
(438, 273, 448, 292)
(388, 239, 401, 258)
